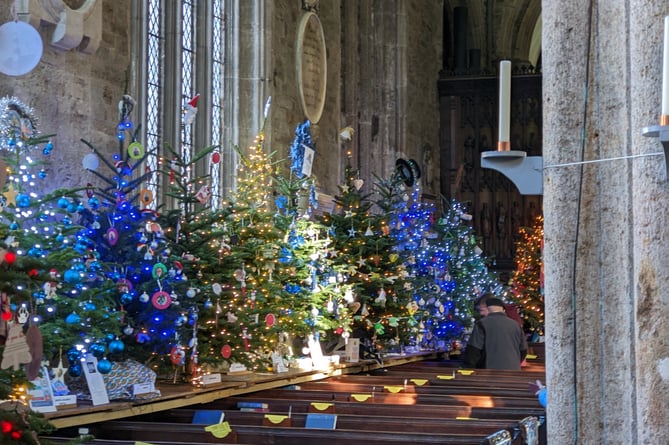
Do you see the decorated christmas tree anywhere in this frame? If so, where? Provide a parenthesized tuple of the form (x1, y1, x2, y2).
(318, 138, 417, 357)
(194, 106, 303, 372)
(369, 159, 435, 352)
(144, 141, 221, 381)
(274, 120, 355, 357)
(0, 96, 78, 444)
(37, 94, 195, 378)
(509, 213, 544, 335)
(428, 199, 501, 351)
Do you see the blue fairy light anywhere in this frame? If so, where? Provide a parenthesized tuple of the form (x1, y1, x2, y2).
(43, 141, 54, 155)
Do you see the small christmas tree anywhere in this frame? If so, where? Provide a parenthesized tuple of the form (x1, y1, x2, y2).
(509, 213, 544, 335)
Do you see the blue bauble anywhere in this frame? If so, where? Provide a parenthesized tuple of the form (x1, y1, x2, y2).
(66, 203, 77, 213)
(63, 269, 82, 284)
(67, 348, 82, 362)
(57, 197, 70, 209)
(104, 333, 116, 343)
(65, 312, 81, 324)
(88, 196, 100, 210)
(537, 388, 547, 408)
(43, 141, 54, 155)
(16, 194, 31, 208)
(38, 169, 47, 179)
(84, 301, 97, 311)
(68, 364, 82, 377)
(62, 216, 72, 226)
(28, 247, 43, 257)
(120, 293, 133, 305)
(9, 222, 18, 230)
(108, 339, 125, 354)
(89, 343, 106, 358)
(97, 359, 113, 374)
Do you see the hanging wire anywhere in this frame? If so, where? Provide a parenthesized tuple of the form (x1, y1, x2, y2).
(570, 1, 596, 442)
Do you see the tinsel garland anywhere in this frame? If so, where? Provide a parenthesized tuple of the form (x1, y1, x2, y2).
(289, 120, 313, 178)
(0, 97, 39, 153)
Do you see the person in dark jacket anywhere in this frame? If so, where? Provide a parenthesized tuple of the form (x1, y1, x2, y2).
(463, 297, 528, 370)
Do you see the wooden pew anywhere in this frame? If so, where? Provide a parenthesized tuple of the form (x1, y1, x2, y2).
(51, 419, 514, 445)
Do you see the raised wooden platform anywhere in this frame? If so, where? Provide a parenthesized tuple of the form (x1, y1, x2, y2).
(45, 352, 439, 429)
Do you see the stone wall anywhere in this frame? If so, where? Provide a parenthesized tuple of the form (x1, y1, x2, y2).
(0, 1, 128, 192)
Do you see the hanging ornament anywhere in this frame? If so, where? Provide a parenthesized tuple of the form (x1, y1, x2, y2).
(127, 141, 145, 160)
(82, 152, 100, 170)
(106, 227, 119, 246)
(97, 358, 113, 374)
(0, 324, 33, 370)
(353, 178, 364, 191)
(183, 94, 200, 125)
(265, 313, 276, 327)
(52, 351, 69, 386)
(25, 321, 43, 380)
(65, 312, 81, 324)
(221, 344, 232, 359)
(16, 306, 29, 324)
(151, 290, 171, 310)
(364, 225, 374, 236)
(152, 262, 168, 279)
(170, 345, 186, 366)
(195, 185, 212, 204)
(241, 328, 251, 351)
(0, 22, 43, 76)
(139, 188, 154, 206)
(108, 338, 125, 354)
(212, 283, 222, 296)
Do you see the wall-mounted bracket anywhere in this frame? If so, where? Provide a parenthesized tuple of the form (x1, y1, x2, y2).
(641, 124, 669, 175)
(481, 150, 543, 195)
(14, 0, 102, 54)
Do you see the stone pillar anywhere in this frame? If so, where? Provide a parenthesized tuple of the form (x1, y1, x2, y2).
(543, 1, 669, 443)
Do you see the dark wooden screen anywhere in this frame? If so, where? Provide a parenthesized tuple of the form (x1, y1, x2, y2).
(438, 73, 542, 276)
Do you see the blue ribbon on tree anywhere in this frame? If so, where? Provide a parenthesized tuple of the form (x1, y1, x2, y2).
(289, 120, 314, 178)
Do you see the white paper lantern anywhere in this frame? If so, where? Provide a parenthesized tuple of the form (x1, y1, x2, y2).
(0, 21, 43, 76)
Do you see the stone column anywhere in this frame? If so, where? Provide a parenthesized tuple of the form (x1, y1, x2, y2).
(543, 1, 669, 443)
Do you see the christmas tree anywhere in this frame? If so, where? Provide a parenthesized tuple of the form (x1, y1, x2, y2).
(195, 106, 304, 372)
(371, 159, 435, 352)
(275, 120, 355, 357)
(0, 96, 75, 444)
(428, 199, 501, 351)
(509, 213, 544, 335)
(146, 141, 221, 381)
(318, 138, 416, 358)
(39, 94, 195, 378)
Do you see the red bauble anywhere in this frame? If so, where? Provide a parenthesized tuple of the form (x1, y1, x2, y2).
(11, 430, 23, 439)
(1, 420, 12, 433)
(28, 268, 39, 277)
(1, 311, 11, 321)
(3, 251, 16, 264)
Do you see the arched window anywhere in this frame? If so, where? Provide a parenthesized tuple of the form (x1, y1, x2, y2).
(131, 0, 260, 211)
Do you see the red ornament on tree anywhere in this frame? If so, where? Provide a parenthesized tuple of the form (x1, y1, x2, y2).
(3, 251, 16, 264)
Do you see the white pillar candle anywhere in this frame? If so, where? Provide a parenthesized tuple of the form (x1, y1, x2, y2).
(662, 16, 669, 117)
(498, 60, 511, 144)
